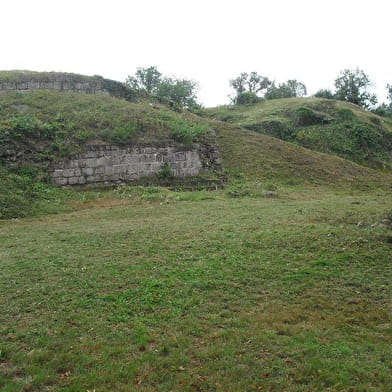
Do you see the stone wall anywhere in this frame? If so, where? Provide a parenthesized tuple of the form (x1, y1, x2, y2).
(52, 142, 204, 186)
(0, 79, 109, 95)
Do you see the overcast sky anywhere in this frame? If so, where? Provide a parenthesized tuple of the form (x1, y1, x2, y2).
(1, 0, 391, 107)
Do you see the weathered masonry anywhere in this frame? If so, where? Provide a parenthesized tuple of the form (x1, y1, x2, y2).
(52, 142, 206, 186)
(0, 79, 109, 95)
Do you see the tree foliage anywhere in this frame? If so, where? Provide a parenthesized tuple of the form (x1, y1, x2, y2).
(387, 84, 392, 104)
(156, 78, 198, 109)
(230, 72, 271, 103)
(334, 68, 377, 109)
(314, 89, 334, 99)
(265, 80, 307, 99)
(125, 67, 199, 109)
(126, 66, 162, 94)
(372, 84, 392, 118)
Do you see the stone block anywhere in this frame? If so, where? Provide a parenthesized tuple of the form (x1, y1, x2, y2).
(68, 176, 80, 185)
(86, 158, 99, 167)
(84, 151, 97, 159)
(104, 166, 113, 175)
(82, 167, 94, 176)
(94, 166, 105, 175)
(113, 164, 127, 174)
(86, 176, 100, 183)
(68, 160, 80, 169)
(175, 152, 186, 161)
(97, 156, 110, 166)
(63, 169, 75, 178)
(54, 177, 68, 185)
(53, 170, 63, 178)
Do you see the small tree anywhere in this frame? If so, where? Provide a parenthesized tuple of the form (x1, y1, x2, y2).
(314, 89, 334, 99)
(126, 66, 162, 94)
(372, 84, 392, 118)
(156, 78, 198, 109)
(387, 84, 392, 104)
(265, 79, 307, 99)
(235, 92, 261, 105)
(334, 68, 377, 109)
(126, 67, 199, 109)
(230, 72, 271, 104)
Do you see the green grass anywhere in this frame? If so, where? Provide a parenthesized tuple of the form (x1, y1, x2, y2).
(212, 119, 392, 188)
(205, 98, 392, 170)
(0, 90, 211, 170)
(0, 70, 103, 83)
(0, 186, 391, 391)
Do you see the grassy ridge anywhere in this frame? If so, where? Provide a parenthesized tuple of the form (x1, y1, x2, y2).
(0, 90, 209, 166)
(1, 91, 392, 219)
(206, 98, 392, 170)
(212, 119, 392, 188)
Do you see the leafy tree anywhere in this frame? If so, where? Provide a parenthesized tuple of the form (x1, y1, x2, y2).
(126, 66, 162, 93)
(372, 84, 392, 118)
(387, 84, 392, 104)
(156, 78, 199, 109)
(126, 67, 199, 109)
(334, 68, 377, 109)
(235, 92, 261, 105)
(230, 72, 271, 104)
(314, 89, 334, 99)
(265, 80, 307, 99)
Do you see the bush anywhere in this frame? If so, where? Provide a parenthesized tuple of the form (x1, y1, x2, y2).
(0, 167, 65, 219)
(245, 120, 292, 140)
(291, 106, 325, 126)
(235, 92, 261, 105)
(314, 89, 334, 99)
(157, 163, 174, 179)
(168, 117, 208, 145)
(101, 121, 139, 144)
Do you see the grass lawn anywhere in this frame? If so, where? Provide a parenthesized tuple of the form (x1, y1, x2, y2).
(0, 187, 391, 391)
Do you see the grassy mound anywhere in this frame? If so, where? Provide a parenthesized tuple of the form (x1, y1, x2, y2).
(206, 97, 392, 170)
(212, 119, 392, 188)
(0, 90, 209, 168)
(1, 88, 392, 220)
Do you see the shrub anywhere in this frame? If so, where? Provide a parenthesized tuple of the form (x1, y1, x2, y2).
(245, 120, 292, 140)
(0, 167, 65, 219)
(168, 117, 208, 145)
(102, 121, 139, 144)
(157, 163, 174, 179)
(314, 89, 334, 99)
(235, 92, 261, 105)
(291, 106, 325, 126)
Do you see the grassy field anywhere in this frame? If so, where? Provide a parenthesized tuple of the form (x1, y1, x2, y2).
(1, 186, 391, 391)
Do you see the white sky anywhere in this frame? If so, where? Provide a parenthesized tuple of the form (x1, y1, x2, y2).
(1, 0, 391, 107)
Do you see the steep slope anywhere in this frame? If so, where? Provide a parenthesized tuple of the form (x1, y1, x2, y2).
(212, 119, 392, 188)
(0, 90, 211, 172)
(206, 98, 392, 170)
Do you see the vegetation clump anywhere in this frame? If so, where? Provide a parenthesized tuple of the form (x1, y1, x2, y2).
(291, 106, 327, 126)
(126, 66, 200, 110)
